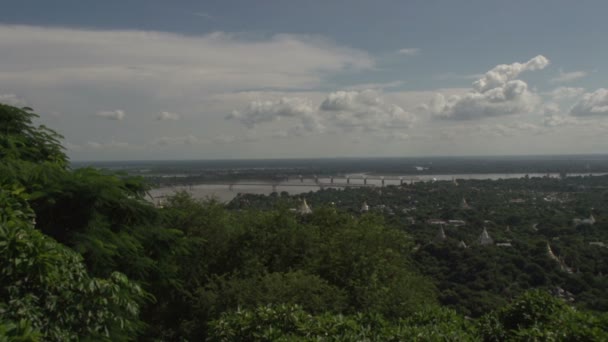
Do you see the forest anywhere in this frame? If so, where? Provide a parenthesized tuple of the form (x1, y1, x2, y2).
(1, 102, 608, 341)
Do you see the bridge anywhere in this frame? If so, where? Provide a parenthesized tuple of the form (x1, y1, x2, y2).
(288, 175, 419, 186)
(218, 175, 421, 192)
(152, 175, 423, 196)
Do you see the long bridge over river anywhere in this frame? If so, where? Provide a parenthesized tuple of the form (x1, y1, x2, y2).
(180, 175, 423, 192)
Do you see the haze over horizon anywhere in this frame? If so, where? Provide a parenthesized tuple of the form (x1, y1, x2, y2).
(1, 0, 608, 160)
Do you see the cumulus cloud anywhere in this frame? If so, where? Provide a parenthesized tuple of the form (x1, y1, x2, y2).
(542, 102, 561, 116)
(543, 115, 579, 127)
(570, 88, 608, 117)
(95, 110, 125, 120)
(227, 97, 320, 131)
(228, 89, 415, 136)
(548, 87, 585, 100)
(157, 111, 180, 120)
(472, 55, 549, 93)
(428, 55, 549, 120)
(0, 93, 26, 106)
(550, 69, 587, 84)
(320, 89, 416, 131)
(397, 48, 420, 56)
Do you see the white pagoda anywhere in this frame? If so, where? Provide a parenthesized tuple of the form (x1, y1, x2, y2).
(297, 199, 312, 215)
(479, 227, 494, 246)
(460, 198, 471, 210)
(434, 226, 447, 243)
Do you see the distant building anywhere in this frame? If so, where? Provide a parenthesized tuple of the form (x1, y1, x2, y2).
(448, 220, 466, 227)
(547, 243, 573, 273)
(479, 227, 494, 246)
(297, 199, 312, 215)
(573, 214, 595, 226)
(460, 198, 471, 210)
(427, 219, 447, 225)
(589, 242, 606, 248)
(496, 242, 512, 247)
(434, 226, 447, 243)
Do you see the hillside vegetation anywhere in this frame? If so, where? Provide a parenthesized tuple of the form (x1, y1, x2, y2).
(1, 103, 607, 341)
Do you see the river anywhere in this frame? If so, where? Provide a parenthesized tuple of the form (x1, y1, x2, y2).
(148, 172, 606, 203)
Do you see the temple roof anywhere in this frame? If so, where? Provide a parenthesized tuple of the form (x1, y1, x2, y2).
(479, 227, 493, 245)
(297, 199, 312, 215)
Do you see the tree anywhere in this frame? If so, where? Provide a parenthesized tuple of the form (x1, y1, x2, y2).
(0, 104, 67, 167)
(0, 188, 146, 341)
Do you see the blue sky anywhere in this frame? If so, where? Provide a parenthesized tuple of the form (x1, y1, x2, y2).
(1, 1, 607, 159)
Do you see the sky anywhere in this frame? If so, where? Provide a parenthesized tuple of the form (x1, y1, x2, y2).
(1, 0, 608, 160)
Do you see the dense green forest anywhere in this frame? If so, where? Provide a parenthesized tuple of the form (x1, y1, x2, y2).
(1, 103, 608, 341)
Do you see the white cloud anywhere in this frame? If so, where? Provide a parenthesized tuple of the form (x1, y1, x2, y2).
(0, 25, 373, 92)
(95, 109, 125, 120)
(547, 87, 585, 100)
(320, 89, 416, 131)
(228, 89, 415, 136)
(472, 55, 549, 93)
(570, 88, 608, 117)
(428, 55, 549, 120)
(227, 97, 320, 131)
(157, 111, 180, 120)
(0, 93, 26, 106)
(397, 48, 420, 56)
(550, 69, 587, 84)
(543, 115, 579, 127)
(542, 102, 561, 116)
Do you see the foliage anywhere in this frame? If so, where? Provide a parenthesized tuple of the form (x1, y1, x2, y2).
(2, 103, 608, 340)
(479, 290, 608, 341)
(0, 104, 67, 167)
(0, 189, 145, 341)
(209, 303, 480, 341)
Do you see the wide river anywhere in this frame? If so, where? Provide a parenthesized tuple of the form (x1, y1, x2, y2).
(149, 172, 606, 203)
